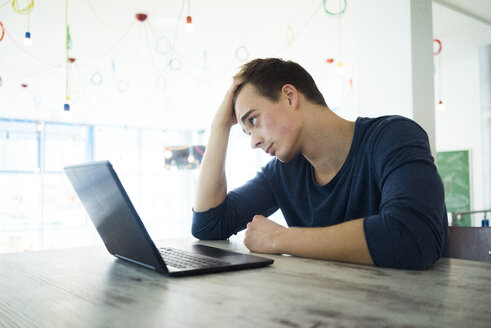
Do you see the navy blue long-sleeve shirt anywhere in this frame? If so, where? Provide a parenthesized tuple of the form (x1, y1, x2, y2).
(192, 116, 450, 270)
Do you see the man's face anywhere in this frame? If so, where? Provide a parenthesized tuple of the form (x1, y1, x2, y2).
(234, 83, 301, 162)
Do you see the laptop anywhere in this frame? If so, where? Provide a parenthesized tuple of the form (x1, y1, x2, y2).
(64, 160, 274, 277)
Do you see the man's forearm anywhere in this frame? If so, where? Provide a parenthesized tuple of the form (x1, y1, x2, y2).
(193, 122, 232, 212)
(194, 80, 242, 212)
(244, 216, 374, 265)
(276, 219, 374, 265)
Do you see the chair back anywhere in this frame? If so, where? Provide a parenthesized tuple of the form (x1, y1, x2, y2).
(449, 226, 491, 262)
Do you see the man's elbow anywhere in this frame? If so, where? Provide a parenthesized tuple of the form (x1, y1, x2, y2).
(409, 234, 444, 270)
(374, 239, 441, 270)
(405, 214, 447, 270)
(406, 252, 438, 270)
(191, 216, 229, 240)
(191, 221, 211, 240)
(366, 212, 446, 270)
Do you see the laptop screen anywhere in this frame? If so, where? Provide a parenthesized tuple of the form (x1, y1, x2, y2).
(64, 161, 166, 272)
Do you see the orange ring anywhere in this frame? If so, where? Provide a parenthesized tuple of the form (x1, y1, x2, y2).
(0, 22, 5, 42)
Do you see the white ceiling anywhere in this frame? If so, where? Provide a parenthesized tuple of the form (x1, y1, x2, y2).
(435, 0, 491, 26)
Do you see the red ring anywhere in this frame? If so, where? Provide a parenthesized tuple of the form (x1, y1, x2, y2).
(433, 39, 442, 56)
(235, 46, 249, 62)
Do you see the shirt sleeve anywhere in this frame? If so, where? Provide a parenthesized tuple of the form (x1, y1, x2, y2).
(191, 162, 279, 240)
(363, 118, 447, 270)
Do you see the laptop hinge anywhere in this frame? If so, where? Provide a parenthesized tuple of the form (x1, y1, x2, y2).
(115, 254, 156, 271)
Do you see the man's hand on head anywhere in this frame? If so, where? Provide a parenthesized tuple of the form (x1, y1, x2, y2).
(212, 79, 245, 130)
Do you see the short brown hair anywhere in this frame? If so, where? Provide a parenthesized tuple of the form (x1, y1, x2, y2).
(233, 58, 327, 107)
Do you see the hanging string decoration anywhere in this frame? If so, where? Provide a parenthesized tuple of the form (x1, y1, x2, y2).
(336, 0, 346, 76)
(12, 0, 35, 45)
(156, 36, 172, 55)
(433, 39, 442, 56)
(135, 13, 148, 22)
(0, 21, 5, 42)
(90, 72, 103, 85)
(323, 0, 347, 16)
(0, 0, 11, 9)
(12, 0, 34, 14)
(33, 94, 41, 105)
(24, 10, 32, 46)
(169, 58, 182, 71)
(184, 0, 194, 32)
(65, 0, 71, 111)
(287, 26, 295, 47)
(24, 31, 31, 45)
(433, 39, 445, 112)
(85, 0, 134, 32)
(116, 80, 127, 92)
(66, 25, 72, 50)
(235, 46, 249, 62)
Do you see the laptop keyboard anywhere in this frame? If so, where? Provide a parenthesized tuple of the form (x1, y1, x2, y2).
(158, 247, 230, 269)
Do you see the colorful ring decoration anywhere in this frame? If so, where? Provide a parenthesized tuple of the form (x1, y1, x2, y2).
(287, 26, 295, 47)
(117, 80, 128, 92)
(33, 95, 42, 105)
(90, 72, 103, 86)
(235, 46, 249, 62)
(12, 0, 34, 15)
(433, 39, 442, 56)
(323, 0, 347, 16)
(156, 36, 172, 55)
(0, 21, 5, 42)
(169, 58, 182, 71)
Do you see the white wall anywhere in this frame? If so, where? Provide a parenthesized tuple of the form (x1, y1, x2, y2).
(352, 0, 437, 155)
(353, 0, 413, 118)
(432, 2, 491, 220)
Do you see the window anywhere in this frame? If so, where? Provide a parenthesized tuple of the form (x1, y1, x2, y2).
(0, 118, 275, 253)
(0, 120, 39, 172)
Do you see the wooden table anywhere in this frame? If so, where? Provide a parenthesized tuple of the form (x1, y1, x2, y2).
(0, 237, 490, 328)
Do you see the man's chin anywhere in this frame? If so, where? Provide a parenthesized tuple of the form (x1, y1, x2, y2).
(275, 152, 296, 163)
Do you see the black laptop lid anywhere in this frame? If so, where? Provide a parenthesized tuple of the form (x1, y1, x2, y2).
(64, 161, 167, 273)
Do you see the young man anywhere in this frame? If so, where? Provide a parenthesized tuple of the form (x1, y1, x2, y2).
(192, 58, 449, 270)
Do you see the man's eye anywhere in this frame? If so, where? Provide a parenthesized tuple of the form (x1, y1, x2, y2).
(249, 117, 257, 126)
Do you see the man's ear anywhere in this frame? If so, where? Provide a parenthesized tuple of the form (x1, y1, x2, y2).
(281, 84, 299, 109)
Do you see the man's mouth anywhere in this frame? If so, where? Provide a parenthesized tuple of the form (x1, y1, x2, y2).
(265, 144, 274, 155)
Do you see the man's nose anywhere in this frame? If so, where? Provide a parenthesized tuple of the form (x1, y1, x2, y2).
(250, 133, 263, 149)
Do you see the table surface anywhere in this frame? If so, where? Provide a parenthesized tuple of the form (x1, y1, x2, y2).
(0, 237, 490, 328)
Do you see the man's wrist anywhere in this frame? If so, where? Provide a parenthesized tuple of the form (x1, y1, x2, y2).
(211, 118, 233, 134)
(271, 226, 289, 254)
